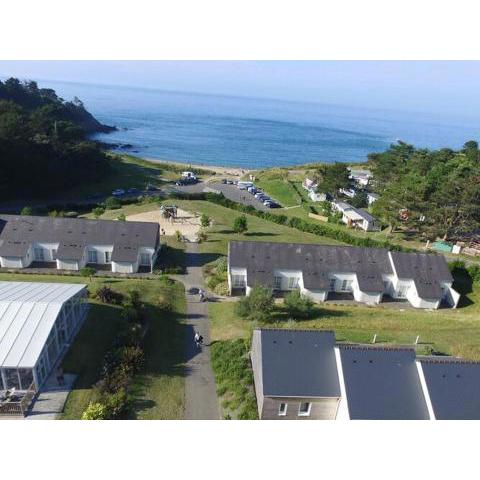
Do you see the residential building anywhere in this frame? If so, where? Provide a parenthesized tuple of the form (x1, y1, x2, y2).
(308, 191, 327, 202)
(227, 241, 460, 309)
(251, 329, 341, 420)
(367, 192, 379, 205)
(251, 328, 480, 420)
(302, 178, 318, 191)
(331, 200, 380, 231)
(0, 281, 88, 415)
(0, 214, 160, 273)
(348, 168, 372, 187)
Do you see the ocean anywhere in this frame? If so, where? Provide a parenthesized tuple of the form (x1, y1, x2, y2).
(38, 80, 480, 169)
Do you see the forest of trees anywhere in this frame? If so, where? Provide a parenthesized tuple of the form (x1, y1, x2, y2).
(0, 77, 114, 200)
(369, 141, 480, 240)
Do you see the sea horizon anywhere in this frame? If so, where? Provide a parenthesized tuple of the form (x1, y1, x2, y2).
(7, 77, 480, 169)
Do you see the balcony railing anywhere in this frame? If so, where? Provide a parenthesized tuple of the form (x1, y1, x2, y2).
(0, 384, 36, 417)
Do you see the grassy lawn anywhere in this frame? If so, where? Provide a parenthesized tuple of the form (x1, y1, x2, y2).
(128, 281, 186, 419)
(0, 271, 186, 419)
(255, 178, 301, 207)
(209, 274, 480, 360)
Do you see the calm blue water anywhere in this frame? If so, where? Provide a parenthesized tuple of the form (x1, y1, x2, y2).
(37, 80, 480, 168)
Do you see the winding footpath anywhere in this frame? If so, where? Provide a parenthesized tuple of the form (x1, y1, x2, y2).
(177, 242, 220, 420)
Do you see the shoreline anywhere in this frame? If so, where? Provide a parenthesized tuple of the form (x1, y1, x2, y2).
(130, 153, 253, 177)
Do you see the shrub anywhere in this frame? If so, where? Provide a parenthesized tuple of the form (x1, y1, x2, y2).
(103, 389, 129, 419)
(117, 213, 126, 221)
(175, 230, 183, 242)
(200, 213, 211, 228)
(213, 256, 228, 274)
(81, 402, 108, 420)
(234, 285, 274, 322)
(197, 230, 208, 243)
(92, 206, 105, 218)
(105, 196, 122, 210)
(233, 215, 248, 233)
(284, 289, 314, 319)
(80, 266, 96, 280)
(95, 285, 124, 304)
(20, 206, 33, 215)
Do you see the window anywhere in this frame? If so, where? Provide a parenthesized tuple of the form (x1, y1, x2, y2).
(287, 277, 299, 289)
(341, 279, 352, 292)
(232, 275, 246, 288)
(278, 403, 288, 416)
(88, 250, 98, 264)
(140, 253, 150, 266)
(34, 248, 45, 261)
(52, 249, 57, 260)
(329, 278, 336, 291)
(298, 402, 312, 416)
(105, 251, 111, 263)
(274, 276, 282, 290)
(397, 285, 410, 298)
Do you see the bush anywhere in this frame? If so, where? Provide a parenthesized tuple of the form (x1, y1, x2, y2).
(175, 230, 183, 242)
(95, 285, 124, 304)
(80, 266, 96, 279)
(105, 196, 122, 210)
(235, 285, 274, 322)
(233, 215, 248, 233)
(81, 402, 108, 420)
(284, 289, 314, 319)
(20, 206, 33, 215)
(103, 389, 129, 419)
(117, 213, 126, 221)
(92, 206, 105, 218)
(197, 230, 208, 243)
(213, 256, 228, 274)
(200, 213, 211, 228)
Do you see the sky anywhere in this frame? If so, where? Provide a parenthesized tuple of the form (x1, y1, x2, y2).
(1, 61, 480, 119)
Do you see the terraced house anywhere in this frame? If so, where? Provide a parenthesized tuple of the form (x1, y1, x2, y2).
(228, 241, 460, 309)
(251, 329, 480, 420)
(0, 215, 160, 274)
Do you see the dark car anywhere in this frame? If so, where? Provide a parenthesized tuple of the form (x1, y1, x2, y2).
(127, 187, 139, 194)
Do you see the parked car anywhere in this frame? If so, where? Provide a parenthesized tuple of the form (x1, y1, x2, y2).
(221, 178, 228, 184)
(175, 176, 198, 186)
(127, 187, 139, 194)
(254, 192, 264, 199)
(226, 179, 234, 185)
(112, 189, 125, 197)
(247, 186, 257, 194)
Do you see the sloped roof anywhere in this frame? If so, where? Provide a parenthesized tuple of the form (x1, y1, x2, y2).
(390, 251, 453, 299)
(229, 241, 392, 293)
(258, 329, 341, 398)
(339, 346, 430, 419)
(420, 358, 480, 420)
(0, 214, 159, 260)
(0, 281, 86, 369)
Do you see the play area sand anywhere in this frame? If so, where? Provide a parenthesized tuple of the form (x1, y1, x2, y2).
(126, 208, 202, 241)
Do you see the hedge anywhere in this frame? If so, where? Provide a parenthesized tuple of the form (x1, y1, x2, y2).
(202, 192, 410, 252)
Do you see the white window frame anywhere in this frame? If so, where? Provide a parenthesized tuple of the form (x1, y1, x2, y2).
(397, 285, 410, 298)
(88, 250, 98, 264)
(34, 247, 45, 261)
(105, 251, 111, 263)
(287, 276, 299, 289)
(298, 402, 312, 417)
(140, 253, 150, 266)
(329, 278, 336, 291)
(278, 403, 288, 416)
(274, 276, 282, 290)
(232, 274, 246, 288)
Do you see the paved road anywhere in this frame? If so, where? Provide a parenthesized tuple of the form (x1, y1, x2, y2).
(177, 242, 220, 420)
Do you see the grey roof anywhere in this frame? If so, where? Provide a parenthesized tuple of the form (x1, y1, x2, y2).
(339, 346, 430, 419)
(390, 251, 453, 299)
(0, 215, 159, 261)
(258, 329, 341, 398)
(229, 241, 393, 293)
(355, 208, 376, 223)
(420, 358, 480, 420)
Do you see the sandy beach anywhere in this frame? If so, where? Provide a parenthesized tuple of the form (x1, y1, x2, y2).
(144, 156, 251, 177)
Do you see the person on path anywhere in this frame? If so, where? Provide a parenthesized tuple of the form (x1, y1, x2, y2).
(194, 331, 203, 348)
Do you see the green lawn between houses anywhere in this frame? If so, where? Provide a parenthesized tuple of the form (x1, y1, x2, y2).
(0, 272, 186, 420)
(209, 270, 480, 361)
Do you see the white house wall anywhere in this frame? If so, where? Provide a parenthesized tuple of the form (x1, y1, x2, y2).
(301, 288, 327, 302)
(56, 259, 79, 271)
(112, 261, 136, 274)
(0, 256, 25, 268)
(32, 242, 59, 262)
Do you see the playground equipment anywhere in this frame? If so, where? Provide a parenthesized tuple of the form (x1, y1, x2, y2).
(160, 205, 178, 220)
